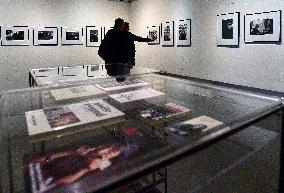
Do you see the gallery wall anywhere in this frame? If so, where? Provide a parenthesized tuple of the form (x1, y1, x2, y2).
(129, 0, 284, 92)
(0, 0, 129, 91)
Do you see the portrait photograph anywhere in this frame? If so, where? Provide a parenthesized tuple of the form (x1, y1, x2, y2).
(1, 26, 29, 46)
(176, 19, 191, 47)
(162, 21, 174, 46)
(86, 26, 102, 47)
(217, 12, 240, 47)
(245, 10, 281, 43)
(33, 27, 58, 46)
(147, 25, 160, 45)
(61, 27, 83, 45)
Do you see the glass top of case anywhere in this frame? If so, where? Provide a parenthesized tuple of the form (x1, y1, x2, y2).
(0, 73, 283, 193)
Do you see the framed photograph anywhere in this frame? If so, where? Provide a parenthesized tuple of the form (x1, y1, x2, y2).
(217, 12, 240, 47)
(104, 26, 113, 38)
(61, 27, 83, 45)
(176, 19, 191, 47)
(162, 21, 174, 46)
(147, 25, 160, 45)
(86, 26, 102, 47)
(1, 26, 29, 46)
(245, 10, 281, 43)
(33, 27, 58, 46)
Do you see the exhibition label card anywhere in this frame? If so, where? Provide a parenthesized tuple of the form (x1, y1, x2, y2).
(109, 88, 164, 103)
(25, 99, 124, 136)
(49, 85, 106, 100)
(95, 79, 150, 91)
(165, 116, 223, 136)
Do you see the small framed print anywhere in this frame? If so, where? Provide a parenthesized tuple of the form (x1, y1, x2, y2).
(33, 27, 58, 46)
(86, 26, 102, 47)
(103, 26, 113, 38)
(147, 25, 160, 45)
(176, 19, 191, 47)
(217, 12, 240, 47)
(1, 26, 29, 46)
(245, 10, 281, 43)
(61, 27, 83, 45)
(162, 21, 174, 46)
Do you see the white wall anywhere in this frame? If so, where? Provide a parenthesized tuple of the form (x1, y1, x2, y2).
(0, 0, 129, 91)
(130, 0, 284, 92)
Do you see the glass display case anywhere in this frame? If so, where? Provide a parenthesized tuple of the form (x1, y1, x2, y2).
(1, 72, 283, 193)
(29, 65, 160, 87)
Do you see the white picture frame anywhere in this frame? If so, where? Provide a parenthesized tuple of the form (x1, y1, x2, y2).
(33, 27, 58, 46)
(147, 25, 160, 45)
(176, 19, 191, 47)
(162, 21, 174, 46)
(86, 26, 102, 47)
(1, 26, 29, 46)
(245, 10, 281, 43)
(61, 27, 83, 45)
(217, 12, 240, 47)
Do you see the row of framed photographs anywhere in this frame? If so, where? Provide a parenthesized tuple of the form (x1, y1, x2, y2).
(147, 19, 191, 47)
(217, 10, 281, 47)
(0, 26, 112, 46)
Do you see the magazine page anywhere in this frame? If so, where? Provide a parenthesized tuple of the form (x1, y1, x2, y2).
(109, 88, 164, 103)
(25, 99, 124, 136)
(139, 102, 190, 120)
(24, 127, 165, 193)
(164, 116, 223, 137)
(95, 79, 150, 91)
(49, 85, 106, 101)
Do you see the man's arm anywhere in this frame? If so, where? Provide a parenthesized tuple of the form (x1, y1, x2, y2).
(130, 32, 151, 42)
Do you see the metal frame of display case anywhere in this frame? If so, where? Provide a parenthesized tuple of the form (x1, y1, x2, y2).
(1, 73, 283, 193)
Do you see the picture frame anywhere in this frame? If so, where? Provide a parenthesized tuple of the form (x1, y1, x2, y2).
(33, 27, 58, 46)
(244, 10, 281, 43)
(86, 26, 102, 47)
(61, 27, 83, 45)
(147, 25, 160, 45)
(1, 26, 29, 46)
(176, 19, 191, 47)
(103, 26, 113, 38)
(217, 12, 240, 47)
(162, 21, 174, 46)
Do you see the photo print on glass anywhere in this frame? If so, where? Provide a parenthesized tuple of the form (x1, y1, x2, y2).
(147, 25, 160, 45)
(245, 10, 281, 43)
(33, 27, 58, 46)
(1, 26, 29, 46)
(176, 19, 191, 47)
(217, 12, 240, 47)
(86, 26, 102, 47)
(162, 21, 174, 46)
(61, 27, 83, 45)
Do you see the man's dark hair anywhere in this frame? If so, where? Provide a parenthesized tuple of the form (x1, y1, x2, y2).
(114, 18, 124, 29)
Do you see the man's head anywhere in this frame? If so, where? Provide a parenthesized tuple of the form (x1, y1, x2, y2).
(114, 18, 125, 31)
(124, 22, 130, 32)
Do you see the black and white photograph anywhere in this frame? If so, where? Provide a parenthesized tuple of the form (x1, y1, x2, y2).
(176, 19, 191, 47)
(61, 27, 83, 45)
(33, 27, 58, 46)
(162, 21, 174, 46)
(1, 26, 29, 46)
(104, 26, 113, 38)
(86, 26, 102, 47)
(245, 10, 281, 43)
(217, 12, 240, 47)
(147, 25, 160, 45)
